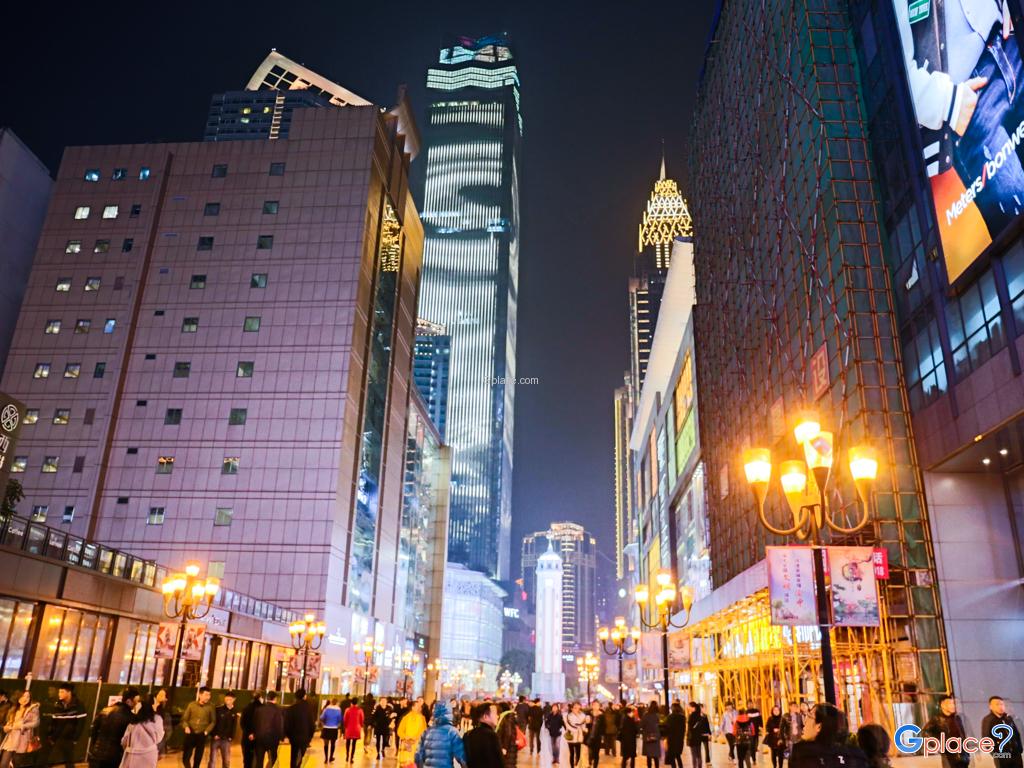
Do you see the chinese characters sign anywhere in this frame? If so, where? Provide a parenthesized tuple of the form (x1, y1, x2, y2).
(0, 393, 26, 495)
(810, 345, 830, 401)
(767, 546, 817, 626)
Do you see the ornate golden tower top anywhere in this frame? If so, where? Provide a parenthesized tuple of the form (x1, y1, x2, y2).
(639, 151, 693, 270)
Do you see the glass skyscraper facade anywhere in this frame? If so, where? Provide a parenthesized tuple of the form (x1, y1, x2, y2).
(413, 319, 451, 441)
(419, 34, 522, 579)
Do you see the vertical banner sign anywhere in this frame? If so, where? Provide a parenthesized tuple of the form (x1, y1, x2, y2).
(621, 659, 638, 685)
(766, 546, 818, 626)
(0, 393, 26, 496)
(872, 547, 890, 579)
(180, 621, 207, 660)
(153, 622, 179, 658)
(810, 345, 830, 401)
(667, 630, 689, 667)
(640, 632, 661, 670)
(828, 546, 881, 626)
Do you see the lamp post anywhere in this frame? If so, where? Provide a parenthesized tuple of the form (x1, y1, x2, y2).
(575, 652, 600, 703)
(472, 669, 485, 697)
(353, 637, 384, 697)
(635, 569, 694, 707)
(399, 650, 421, 697)
(288, 613, 326, 692)
(426, 658, 447, 700)
(598, 616, 641, 703)
(161, 562, 220, 686)
(742, 410, 878, 706)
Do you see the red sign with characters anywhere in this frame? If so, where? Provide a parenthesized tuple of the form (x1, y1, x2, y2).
(872, 547, 889, 579)
(811, 345, 830, 401)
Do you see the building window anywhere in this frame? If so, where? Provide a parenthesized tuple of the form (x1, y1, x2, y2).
(221, 457, 239, 475)
(114, 276, 125, 290)
(56, 278, 72, 292)
(236, 361, 254, 378)
(135, 400, 147, 407)
(74, 206, 90, 220)
(147, 507, 165, 525)
(24, 410, 39, 424)
(122, 238, 134, 253)
(165, 408, 182, 425)
(42, 456, 59, 473)
(156, 456, 174, 474)
(112, 168, 128, 181)
(214, 507, 233, 526)
(65, 240, 82, 254)
(190, 274, 207, 289)
(145, 354, 156, 360)
(139, 167, 151, 180)
(11, 457, 27, 473)
(53, 409, 70, 425)
(173, 361, 191, 378)
(269, 162, 285, 176)
(243, 316, 261, 332)
(208, 561, 226, 579)
(73, 456, 85, 473)
(64, 363, 81, 378)
(211, 164, 228, 178)
(228, 408, 247, 425)
(33, 363, 50, 379)
(197, 236, 214, 251)
(263, 200, 279, 215)
(102, 205, 118, 219)
(93, 362, 106, 378)
(93, 240, 110, 254)
(62, 507, 75, 524)
(32, 605, 113, 682)
(75, 319, 91, 334)
(204, 203, 220, 216)
(83, 409, 95, 425)
(153, 310, 164, 317)
(116, 497, 129, 505)
(946, 269, 1004, 378)
(130, 204, 141, 218)
(256, 235, 274, 249)
(84, 277, 101, 292)
(104, 319, 116, 333)
(84, 169, 100, 182)
(44, 320, 61, 335)
(181, 317, 199, 333)
(251, 273, 268, 288)
(31, 506, 48, 522)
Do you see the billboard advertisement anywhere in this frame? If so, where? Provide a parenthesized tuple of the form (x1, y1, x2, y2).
(828, 546, 881, 626)
(766, 546, 818, 626)
(896, 0, 1024, 281)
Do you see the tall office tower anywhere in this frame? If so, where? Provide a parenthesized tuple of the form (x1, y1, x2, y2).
(412, 319, 450, 440)
(0, 86, 439, 691)
(0, 129, 53, 377)
(629, 159, 692, 391)
(419, 34, 522, 579)
(521, 522, 596, 653)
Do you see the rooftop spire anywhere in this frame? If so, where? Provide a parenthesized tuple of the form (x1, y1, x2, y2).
(660, 140, 666, 181)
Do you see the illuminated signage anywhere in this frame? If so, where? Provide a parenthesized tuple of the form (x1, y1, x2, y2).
(0, 393, 26, 493)
(675, 411, 697, 477)
(503, 607, 520, 619)
(673, 354, 693, 433)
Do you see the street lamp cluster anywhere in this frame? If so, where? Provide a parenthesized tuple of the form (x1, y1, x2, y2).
(398, 649, 421, 697)
(161, 562, 219, 685)
(575, 651, 600, 702)
(353, 637, 384, 696)
(635, 569, 694, 706)
(498, 668, 523, 697)
(288, 613, 326, 690)
(598, 617, 640, 703)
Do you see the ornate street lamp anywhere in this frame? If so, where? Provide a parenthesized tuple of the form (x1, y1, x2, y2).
(743, 410, 878, 706)
(288, 613, 326, 691)
(399, 650, 421, 697)
(426, 658, 447, 700)
(161, 562, 219, 685)
(598, 616, 641, 703)
(575, 652, 600, 703)
(353, 637, 384, 696)
(635, 569, 694, 706)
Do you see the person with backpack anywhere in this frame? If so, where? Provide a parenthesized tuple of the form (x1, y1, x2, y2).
(789, 704, 867, 768)
(734, 709, 756, 768)
(687, 703, 711, 768)
(414, 702, 466, 768)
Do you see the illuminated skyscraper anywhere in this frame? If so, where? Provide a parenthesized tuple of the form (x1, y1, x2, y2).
(413, 319, 450, 440)
(419, 34, 522, 579)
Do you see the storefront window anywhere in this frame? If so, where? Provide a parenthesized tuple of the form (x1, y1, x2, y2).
(214, 637, 249, 690)
(32, 605, 111, 681)
(117, 621, 164, 686)
(0, 599, 36, 678)
(248, 643, 269, 690)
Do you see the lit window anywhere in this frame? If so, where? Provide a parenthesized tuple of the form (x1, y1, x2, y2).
(31, 506, 48, 522)
(243, 316, 261, 332)
(122, 238, 134, 253)
(33, 363, 50, 379)
(228, 408, 247, 425)
(11, 457, 27, 473)
(42, 456, 60, 473)
(56, 278, 72, 292)
(147, 507, 165, 525)
(62, 506, 75, 524)
(75, 319, 91, 334)
(221, 457, 239, 475)
(53, 409, 70, 425)
(204, 203, 220, 216)
(214, 507, 233, 526)
(165, 408, 182, 425)
(181, 317, 199, 333)
(24, 410, 39, 424)
(103, 319, 116, 333)
(94, 240, 110, 254)
(211, 164, 228, 178)
(102, 205, 119, 219)
(156, 456, 175, 475)
(208, 561, 226, 579)
(251, 273, 268, 288)
(173, 361, 191, 378)
(139, 167, 151, 180)
(84, 169, 100, 182)
(242, 106, 252, 115)
(44, 320, 61, 335)
(269, 162, 285, 176)
(197, 236, 214, 251)
(190, 274, 206, 289)
(112, 168, 128, 181)
(130, 204, 141, 218)
(263, 200, 279, 215)
(236, 361, 254, 378)
(65, 240, 82, 254)
(84, 277, 101, 292)
(256, 235, 274, 249)
(93, 362, 106, 378)
(74, 206, 90, 220)
(64, 363, 81, 379)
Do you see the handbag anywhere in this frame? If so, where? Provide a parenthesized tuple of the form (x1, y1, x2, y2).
(516, 727, 528, 751)
(25, 736, 41, 754)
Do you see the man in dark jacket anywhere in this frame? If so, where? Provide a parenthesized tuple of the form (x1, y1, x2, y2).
(464, 703, 503, 768)
(527, 699, 543, 756)
(602, 704, 620, 756)
(209, 692, 239, 768)
(741, 701, 763, 766)
(252, 691, 284, 768)
(240, 692, 264, 768)
(284, 690, 317, 768)
(514, 697, 530, 732)
(925, 697, 970, 768)
(586, 703, 607, 768)
(415, 702, 466, 768)
(87, 687, 140, 768)
(48, 683, 87, 768)
(982, 696, 1023, 768)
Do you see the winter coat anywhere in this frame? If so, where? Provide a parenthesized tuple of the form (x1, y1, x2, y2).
(119, 719, 164, 768)
(982, 713, 1022, 756)
(924, 713, 970, 768)
(397, 711, 427, 744)
(415, 703, 466, 768)
(88, 703, 133, 764)
(284, 701, 317, 746)
(640, 711, 662, 758)
(602, 709, 620, 738)
(565, 712, 587, 744)
(49, 698, 87, 742)
(720, 710, 737, 737)
(687, 713, 710, 748)
(781, 713, 803, 747)
(514, 703, 530, 730)
(618, 715, 639, 759)
(664, 713, 687, 754)
(1, 703, 40, 754)
(343, 706, 364, 740)
(464, 722, 503, 768)
(211, 705, 239, 741)
(372, 707, 391, 736)
(240, 699, 262, 739)
(320, 706, 343, 731)
(527, 705, 543, 731)
(763, 715, 784, 751)
(544, 713, 564, 740)
(734, 716, 755, 745)
(181, 702, 215, 735)
(496, 711, 519, 768)
(251, 703, 284, 747)
(586, 714, 606, 750)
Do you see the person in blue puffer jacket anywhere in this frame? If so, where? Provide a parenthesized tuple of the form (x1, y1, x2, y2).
(415, 703, 467, 768)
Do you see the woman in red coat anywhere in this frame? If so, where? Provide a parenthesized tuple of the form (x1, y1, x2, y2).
(343, 700, 365, 764)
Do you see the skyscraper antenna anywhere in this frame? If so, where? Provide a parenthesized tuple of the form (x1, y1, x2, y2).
(660, 139, 666, 181)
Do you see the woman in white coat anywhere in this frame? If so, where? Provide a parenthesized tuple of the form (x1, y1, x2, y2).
(119, 697, 164, 768)
(0, 691, 40, 768)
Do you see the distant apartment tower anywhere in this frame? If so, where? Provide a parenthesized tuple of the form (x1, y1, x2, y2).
(0, 128, 53, 376)
(521, 522, 596, 653)
(413, 319, 450, 440)
(418, 34, 522, 579)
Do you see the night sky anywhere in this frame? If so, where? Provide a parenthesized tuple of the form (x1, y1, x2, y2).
(9, 1, 718, 584)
